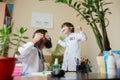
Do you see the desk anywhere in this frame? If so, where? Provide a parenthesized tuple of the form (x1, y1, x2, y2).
(12, 72, 119, 80)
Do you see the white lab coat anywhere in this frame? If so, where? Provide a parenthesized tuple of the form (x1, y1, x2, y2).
(58, 31, 87, 71)
(17, 42, 44, 74)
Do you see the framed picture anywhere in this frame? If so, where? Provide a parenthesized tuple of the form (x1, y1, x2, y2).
(31, 12, 53, 28)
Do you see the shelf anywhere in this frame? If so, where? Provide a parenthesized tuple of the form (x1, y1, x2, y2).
(0, 2, 13, 27)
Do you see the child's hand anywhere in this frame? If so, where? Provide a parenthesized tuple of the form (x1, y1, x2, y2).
(79, 27, 82, 31)
(76, 26, 82, 32)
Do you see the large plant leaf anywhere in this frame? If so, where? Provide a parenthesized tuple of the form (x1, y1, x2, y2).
(19, 27, 27, 34)
(68, 0, 72, 4)
(73, 1, 78, 7)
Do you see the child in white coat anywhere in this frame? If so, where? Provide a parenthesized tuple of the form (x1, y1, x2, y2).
(58, 22, 87, 71)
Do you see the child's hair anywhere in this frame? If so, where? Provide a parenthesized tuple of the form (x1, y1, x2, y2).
(61, 22, 74, 32)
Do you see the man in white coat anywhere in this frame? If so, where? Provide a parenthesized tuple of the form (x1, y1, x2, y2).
(58, 22, 87, 71)
(17, 29, 52, 75)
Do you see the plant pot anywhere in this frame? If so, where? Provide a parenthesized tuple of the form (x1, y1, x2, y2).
(0, 57, 17, 79)
(96, 56, 106, 74)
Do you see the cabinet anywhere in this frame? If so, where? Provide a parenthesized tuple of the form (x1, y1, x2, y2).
(0, 2, 12, 27)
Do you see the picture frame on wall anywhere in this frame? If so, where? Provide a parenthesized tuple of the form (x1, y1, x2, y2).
(31, 12, 53, 28)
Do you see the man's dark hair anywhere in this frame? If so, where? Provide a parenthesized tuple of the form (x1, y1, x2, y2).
(33, 29, 52, 48)
(32, 29, 47, 38)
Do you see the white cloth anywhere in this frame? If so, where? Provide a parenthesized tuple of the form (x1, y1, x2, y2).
(58, 31, 87, 71)
(17, 42, 44, 74)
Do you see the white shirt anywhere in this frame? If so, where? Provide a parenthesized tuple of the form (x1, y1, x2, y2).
(17, 42, 44, 74)
(58, 31, 87, 71)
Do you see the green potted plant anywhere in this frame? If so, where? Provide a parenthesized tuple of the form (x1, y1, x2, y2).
(47, 43, 64, 70)
(39, 0, 112, 73)
(0, 25, 28, 78)
(53, 0, 112, 74)
(12, 27, 28, 56)
(44, 35, 64, 70)
(39, 0, 112, 55)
